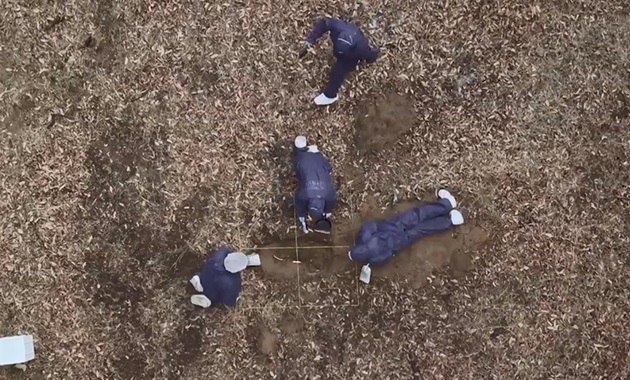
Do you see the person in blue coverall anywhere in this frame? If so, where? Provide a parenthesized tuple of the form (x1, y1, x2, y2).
(300, 17, 379, 106)
(189, 248, 250, 308)
(293, 135, 338, 234)
(348, 190, 465, 267)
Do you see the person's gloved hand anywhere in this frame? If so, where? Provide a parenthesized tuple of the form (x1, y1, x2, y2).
(298, 217, 308, 233)
(298, 42, 312, 59)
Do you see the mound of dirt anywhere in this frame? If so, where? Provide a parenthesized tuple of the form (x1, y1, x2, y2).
(279, 313, 303, 335)
(354, 93, 416, 153)
(257, 325, 278, 356)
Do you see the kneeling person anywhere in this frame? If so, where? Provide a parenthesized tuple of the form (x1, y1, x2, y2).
(293, 136, 338, 234)
(189, 248, 250, 308)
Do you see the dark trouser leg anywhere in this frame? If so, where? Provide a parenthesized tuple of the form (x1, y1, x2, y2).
(323, 60, 356, 98)
(415, 198, 453, 221)
(391, 198, 453, 228)
(405, 215, 454, 243)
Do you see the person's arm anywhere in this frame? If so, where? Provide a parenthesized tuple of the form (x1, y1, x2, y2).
(356, 42, 379, 64)
(367, 238, 394, 267)
(205, 246, 232, 269)
(323, 197, 336, 214)
(323, 157, 333, 176)
(219, 279, 241, 307)
(294, 196, 309, 219)
(364, 47, 379, 63)
(368, 250, 394, 267)
(306, 18, 334, 45)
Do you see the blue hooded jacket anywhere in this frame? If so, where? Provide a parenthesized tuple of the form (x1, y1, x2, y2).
(198, 247, 242, 306)
(307, 18, 379, 64)
(294, 146, 337, 220)
(349, 199, 455, 267)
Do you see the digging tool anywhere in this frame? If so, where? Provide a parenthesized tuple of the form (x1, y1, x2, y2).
(359, 264, 371, 284)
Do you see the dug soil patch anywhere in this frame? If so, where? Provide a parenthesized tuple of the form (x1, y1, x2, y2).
(255, 197, 487, 290)
(354, 92, 416, 153)
(352, 199, 489, 288)
(257, 234, 352, 280)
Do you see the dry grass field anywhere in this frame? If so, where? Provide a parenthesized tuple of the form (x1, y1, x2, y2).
(1, 0, 629, 379)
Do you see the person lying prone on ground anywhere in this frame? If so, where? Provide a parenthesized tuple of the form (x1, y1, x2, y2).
(293, 135, 338, 234)
(348, 190, 464, 267)
(189, 248, 257, 308)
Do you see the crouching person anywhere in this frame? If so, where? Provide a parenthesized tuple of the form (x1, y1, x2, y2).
(189, 248, 251, 308)
(349, 190, 464, 269)
(293, 135, 338, 234)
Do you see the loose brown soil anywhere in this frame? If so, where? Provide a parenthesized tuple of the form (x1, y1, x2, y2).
(354, 93, 416, 153)
(256, 196, 485, 291)
(2, 1, 630, 379)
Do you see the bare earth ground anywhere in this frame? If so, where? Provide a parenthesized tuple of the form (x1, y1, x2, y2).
(1, 0, 630, 379)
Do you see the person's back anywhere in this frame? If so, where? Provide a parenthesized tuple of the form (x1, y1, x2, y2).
(198, 248, 243, 307)
(293, 136, 338, 234)
(295, 148, 335, 201)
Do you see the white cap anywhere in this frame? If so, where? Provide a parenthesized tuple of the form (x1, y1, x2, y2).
(294, 136, 307, 149)
(224, 252, 249, 273)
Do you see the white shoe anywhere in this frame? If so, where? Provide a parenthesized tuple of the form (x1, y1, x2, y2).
(191, 294, 212, 308)
(450, 210, 464, 226)
(314, 93, 339, 106)
(189, 275, 204, 292)
(438, 189, 457, 208)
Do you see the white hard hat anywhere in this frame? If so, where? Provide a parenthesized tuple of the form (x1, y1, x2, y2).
(224, 252, 249, 273)
(294, 136, 307, 149)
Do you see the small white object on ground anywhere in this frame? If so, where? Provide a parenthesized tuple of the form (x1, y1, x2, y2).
(190, 294, 212, 308)
(0, 335, 35, 366)
(438, 189, 457, 208)
(247, 253, 261, 266)
(314, 93, 339, 106)
(359, 264, 371, 284)
(450, 210, 464, 226)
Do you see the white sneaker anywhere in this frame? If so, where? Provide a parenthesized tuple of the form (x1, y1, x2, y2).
(450, 210, 464, 226)
(189, 275, 204, 292)
(438, 189, 457, 208)
(191, 294, 212, 308)
(314, 93, 339, 106)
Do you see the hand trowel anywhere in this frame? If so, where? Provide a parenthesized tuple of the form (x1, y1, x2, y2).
(359, 264, 371, 284)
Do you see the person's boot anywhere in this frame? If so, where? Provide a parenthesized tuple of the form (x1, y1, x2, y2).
(190, 294, 212, 308)
(314, 93, 339, 106)
(438, 189, 457, 208)
(450, 210, 464, 226)
(189, 275, 204, 292)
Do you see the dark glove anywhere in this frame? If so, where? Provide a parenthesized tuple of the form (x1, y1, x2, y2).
(365, 47, 380, 64)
